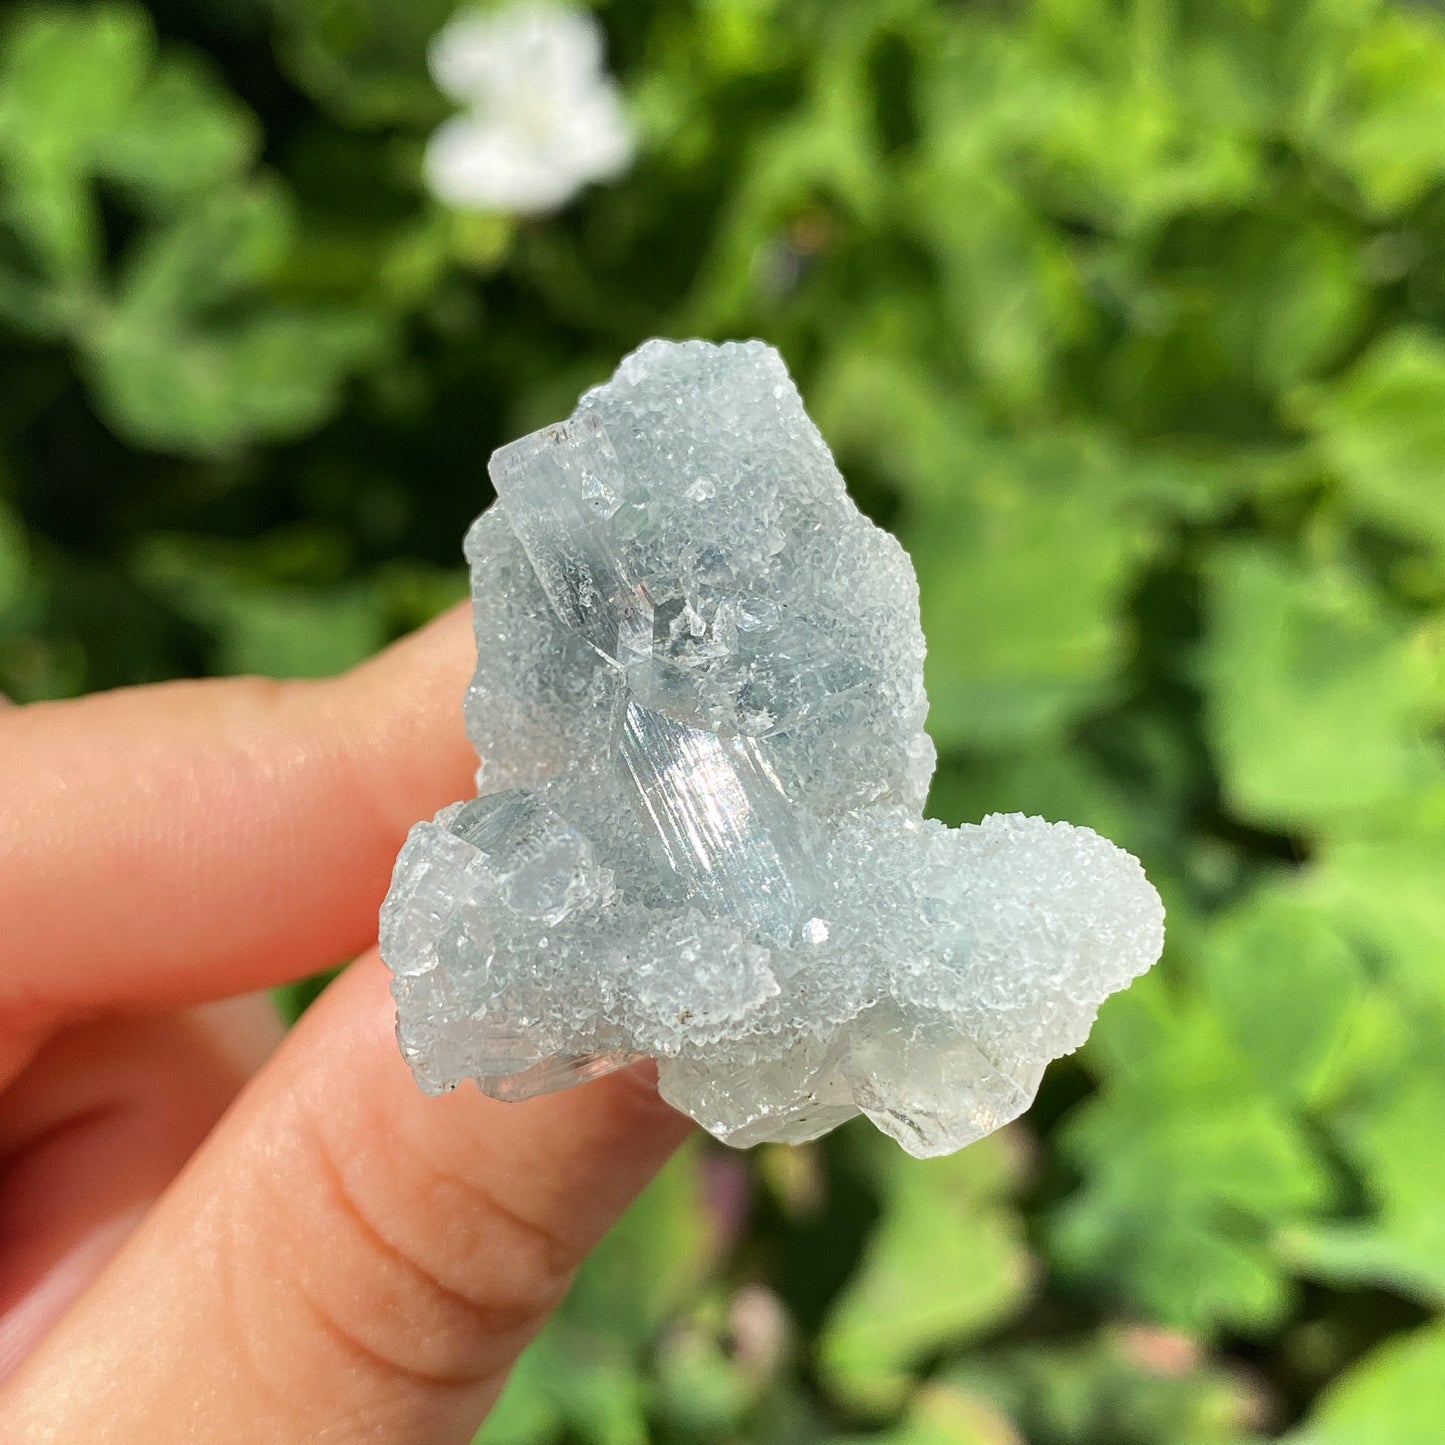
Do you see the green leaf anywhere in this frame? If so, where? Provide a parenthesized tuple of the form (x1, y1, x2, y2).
(683, 20, 888, 332)
(810, 325, 989, 510)
(474, 1335, 565, 1445)
(1196, 890, 1365, 1107)
(834, 1382, 1023, 1445)
(905, 164, 1087, 415)
(0, 5, 150, 166)
(0, 6, 383, 453)
(1201, 543, 1442, 827)
(90, 179, 387, 455)
(1228, 217, 1365, 390)
(0, 497, 30, 619)
(955, 1329, 1267, 1445)
(1011, 14, 1263, 236)
(200, 581, 387, 677)
(98, 53, 259, 199)
(1319, 13, 1445, 217)
(481, 1146, 713, 1445)
(1283, 1322, 1445, 1445)
(87, 306, 382, 456)
(1285, 1044, 1445, 1306)
(272, 0, 460, 127)
(1300, 793, 1445, 1011)
(926, 736, 1164, 863)
(812, 338, 1157, 748)
(651, 1297, 756, 1436)
(116, 180, 294, 320)
(908, 467, 1152, 749)
(559, 1138, 713, 1349)
(1052, 978, 1333, 1334)
(525, 1343, 648, 1445)
(132, 533, 387, 676)
(272, 968, 341, 1025)
(820, 1129, 1034, 1411)
(1299, 328, 1445, 556)
(0, 4, 150, 287)
(1136, 210, 1366, 397)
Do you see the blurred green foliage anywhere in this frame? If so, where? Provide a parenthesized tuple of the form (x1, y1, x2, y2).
(3, 1, 1444, 1441)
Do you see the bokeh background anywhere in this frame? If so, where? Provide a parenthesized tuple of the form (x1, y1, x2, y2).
(3, 1, 1444, 1441)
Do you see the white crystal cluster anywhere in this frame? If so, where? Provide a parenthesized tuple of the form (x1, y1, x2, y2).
(381, 339, 1164, 1157)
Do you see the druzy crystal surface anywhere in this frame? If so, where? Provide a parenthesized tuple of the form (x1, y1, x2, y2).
(381, 339, 1164, 1157)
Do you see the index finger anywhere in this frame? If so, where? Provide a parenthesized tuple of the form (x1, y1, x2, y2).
(1, 951, 692, 1443)
(0, 605, 476, 1024)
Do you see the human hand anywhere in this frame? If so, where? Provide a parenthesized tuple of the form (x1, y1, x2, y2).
(0, 606, 692, 1442)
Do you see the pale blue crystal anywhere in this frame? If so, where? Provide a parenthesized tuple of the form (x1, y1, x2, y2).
(617, 699, 820, 940)
(380, 339, 1165, 1156)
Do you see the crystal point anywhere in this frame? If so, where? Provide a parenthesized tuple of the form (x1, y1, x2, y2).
(381, 339, 1165, 1156)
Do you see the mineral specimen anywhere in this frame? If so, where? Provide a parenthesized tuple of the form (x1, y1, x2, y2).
(381, 339, 1164, 1157)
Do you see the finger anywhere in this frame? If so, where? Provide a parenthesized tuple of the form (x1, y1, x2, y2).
(0, 995, 285, 1382)
(0, 605, 477, 1024)
(2, 953, 692, 1444)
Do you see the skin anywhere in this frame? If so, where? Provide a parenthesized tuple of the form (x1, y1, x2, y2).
(0, 604, 693, 1442)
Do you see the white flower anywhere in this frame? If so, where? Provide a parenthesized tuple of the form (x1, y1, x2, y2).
(424, 3, 634, 215)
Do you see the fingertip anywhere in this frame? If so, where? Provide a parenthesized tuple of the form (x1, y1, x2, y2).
(346, 601, 475, 699)
(317, 603, 479, 846)
(0, 602, 481, 1019)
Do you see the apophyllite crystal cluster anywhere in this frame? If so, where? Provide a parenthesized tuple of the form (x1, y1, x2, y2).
(380, 339, 1164, 1157)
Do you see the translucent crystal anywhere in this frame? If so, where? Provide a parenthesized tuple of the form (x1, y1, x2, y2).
(617, 700, 820, 940)
(381, 338, 1165, 1157)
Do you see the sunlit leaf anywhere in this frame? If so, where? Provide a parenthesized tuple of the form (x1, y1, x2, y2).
(1301, 792, 1445, 1011)
(908, 464, 1153, 749)
(481, 1145, 714, 1445)
(117, 180, 294, 320)
(559, 1137, 713, 1349)
(821, 1129, 1034, 1411)
(1196, 889, 1365, 1106)
(834, 1382, 1024, 1445)
(1320, 12, 1445, 217)
(99, 52, 258, 197)
(1053, 979, 1334, 1334)
(1299, 329, 1445, 555)
(1285, 1041, 1445, 1306)
(88, 306, 382, 456)
(0, 5, 149, 167)
(1283, 1322, 1445, 1445)
(954, 1328, 1267, 1445)
(1201, 544, 1442, 826)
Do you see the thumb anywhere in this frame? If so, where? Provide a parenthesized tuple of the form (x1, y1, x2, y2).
(1, 953, 692, 1444)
